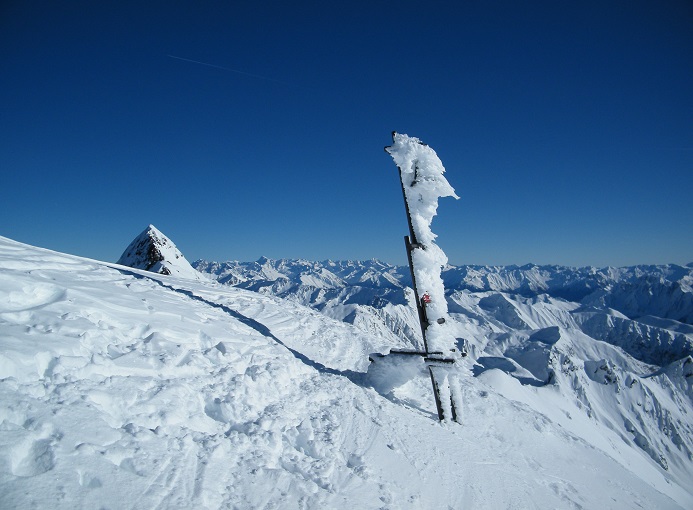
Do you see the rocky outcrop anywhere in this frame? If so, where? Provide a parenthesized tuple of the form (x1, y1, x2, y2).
(117, 225, 203, 280)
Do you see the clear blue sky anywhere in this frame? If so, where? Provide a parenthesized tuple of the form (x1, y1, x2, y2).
(2, 1, 691, 267)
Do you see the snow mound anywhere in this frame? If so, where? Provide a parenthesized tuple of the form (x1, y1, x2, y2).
(116, 225, 203, 280)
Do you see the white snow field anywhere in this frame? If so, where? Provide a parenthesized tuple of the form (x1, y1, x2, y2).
(1, 235, 692, 509)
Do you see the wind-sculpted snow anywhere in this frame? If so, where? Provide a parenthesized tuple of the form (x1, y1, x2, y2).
(2, 236, 693, 508)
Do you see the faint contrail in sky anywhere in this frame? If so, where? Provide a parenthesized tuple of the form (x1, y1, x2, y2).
(167, 54, 289, 86)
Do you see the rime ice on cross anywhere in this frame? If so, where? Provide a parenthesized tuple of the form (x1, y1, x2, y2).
(385, 132, 459, 354)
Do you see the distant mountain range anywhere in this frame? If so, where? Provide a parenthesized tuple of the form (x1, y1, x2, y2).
(193, 256, 693, 325)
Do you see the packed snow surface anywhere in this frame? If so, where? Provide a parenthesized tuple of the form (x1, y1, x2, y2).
(1, 236, 692, 509)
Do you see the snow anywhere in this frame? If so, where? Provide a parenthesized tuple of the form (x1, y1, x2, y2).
(198, 252, 693, 501)
(1, 235, 692, 509)
(385, 132, 459, 354)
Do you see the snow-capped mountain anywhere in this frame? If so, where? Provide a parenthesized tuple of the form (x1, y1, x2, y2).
(442, 263, 693, 322)
(117, 224, 203, 280)
(194, 257, 409, 290)
(194, 255, 693, 498)
(2, 235, 692, 508)
(194, 258, 693, 353)
(194, 259, 693, 311)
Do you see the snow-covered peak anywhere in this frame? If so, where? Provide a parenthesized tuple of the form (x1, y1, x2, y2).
(116, 224, 203, 280)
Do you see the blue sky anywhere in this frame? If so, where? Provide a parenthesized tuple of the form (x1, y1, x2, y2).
(2, 1, 691, 267)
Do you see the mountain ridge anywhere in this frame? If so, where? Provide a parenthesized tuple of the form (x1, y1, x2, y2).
(1, 234, 692, 508)
(193, 257, 693, 324)
(117, 225, 204, 281)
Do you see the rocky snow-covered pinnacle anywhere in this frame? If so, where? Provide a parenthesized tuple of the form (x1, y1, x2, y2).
(386, 132, 459, 353)
(117, 225, 203, 280)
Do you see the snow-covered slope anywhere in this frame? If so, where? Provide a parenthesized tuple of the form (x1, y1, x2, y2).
(194, 256, 693, 500)
(1, 236, 692, 509)
(117, 224, 203, 280)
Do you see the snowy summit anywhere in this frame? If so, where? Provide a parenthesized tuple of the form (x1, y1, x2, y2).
(1, 234, 693, 508)
(116, 225, 203, 280)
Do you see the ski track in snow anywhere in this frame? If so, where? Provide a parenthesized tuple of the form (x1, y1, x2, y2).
(0, 236, 691, 509)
